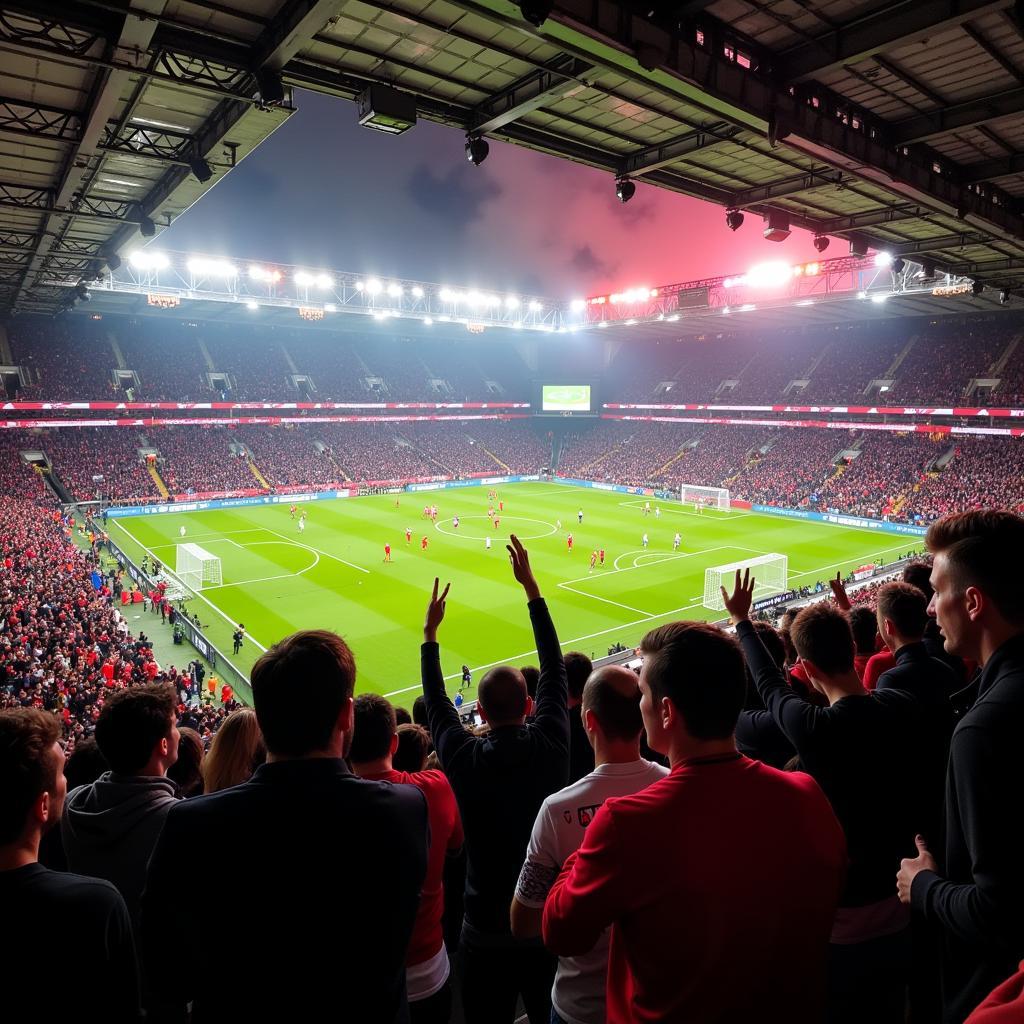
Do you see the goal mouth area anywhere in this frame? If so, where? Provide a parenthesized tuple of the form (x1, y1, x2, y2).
(702, 553, 788, 612)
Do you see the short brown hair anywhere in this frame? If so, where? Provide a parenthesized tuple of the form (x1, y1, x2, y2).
(0, 709, 61, 843)
(640, 621, 745, 740)
(848, 606, 879, 655)
(479, 666, 529, 725)
(927, 510, 1024, 624)
(790, 603, 854, 676)
(394, 724, 430, 772)
(350, 694, 397, 763)
(252, 630, 356, 757)
(582, 666, 643, 741)
(94, 683, 177, 774)
(877, 581, 928, 638)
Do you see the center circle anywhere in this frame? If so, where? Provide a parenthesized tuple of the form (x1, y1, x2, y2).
(434, 515, 557, 541)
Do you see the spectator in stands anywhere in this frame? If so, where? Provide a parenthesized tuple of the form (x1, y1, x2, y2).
(734, 620, 796, 770)
(143, 630, 429, 1023)
(849, 605, 879, 683)
(421, 536, 568, 1024)
(200, 707, 266, 794)
(166, 727, 204, 798)
(563, 651, 594, 784)
(726, 576, 919, 1024)
(965, 963, 1024, 1023)
(61, 683, 181, 931)
(542, 619, 846, 1023)
(898, 511, 1024, 1023)
(1, 708, 139, 1024)
(511, 664, 669, 1024)
(394, 722, 431, 772)
(350, 694, 464, 1023)
(904, 559, 969, 685)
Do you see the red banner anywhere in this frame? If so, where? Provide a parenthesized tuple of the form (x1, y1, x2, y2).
(0, 413, 529, 428)
(1, 401, 531, 411)
(604, 403, 1024, 418)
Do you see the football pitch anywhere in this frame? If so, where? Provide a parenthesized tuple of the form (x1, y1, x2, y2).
(106, 482, 920, 703)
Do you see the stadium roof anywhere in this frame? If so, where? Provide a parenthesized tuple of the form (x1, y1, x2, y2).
(3, 0, 1023, 317)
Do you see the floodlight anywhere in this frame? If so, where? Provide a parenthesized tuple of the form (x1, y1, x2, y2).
(129, 251, 169, 270)
(465, 136, 489, 166)
(813, 235, 829, 253)
(411, 285, 424, 298)
(528, 300, 542, 312)
(519, 1, 553, 26)
(725, 209, 744, 231)
(387, 282, 403, 297)
(73, 282, 91, 303)
(505, 295, 520, 308)
(569, 299, 585, 312)
(366, 278, 383, 295)
(615, 177, 636, 203)
(245, 300, 258, 310)
(874, 252, 893, 267)
(1000, 289, 1010, 305)
(190, 156, 213, 183)
(139, 216, 156, 238)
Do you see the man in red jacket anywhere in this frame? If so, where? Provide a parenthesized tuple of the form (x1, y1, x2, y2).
(543, 617, 847, 1024)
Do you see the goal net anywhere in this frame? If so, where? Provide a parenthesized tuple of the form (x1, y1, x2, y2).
(175, 543, 222, 592)
(680, 484, 730, 511)
(703, 552, 788, 611)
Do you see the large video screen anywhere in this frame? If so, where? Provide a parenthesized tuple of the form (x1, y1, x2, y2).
(542, 384, 592, 412)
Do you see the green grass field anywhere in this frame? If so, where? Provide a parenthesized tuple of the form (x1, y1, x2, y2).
(106, 482, 920, 704)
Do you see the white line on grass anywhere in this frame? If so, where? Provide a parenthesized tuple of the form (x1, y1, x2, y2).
(558, 583, 654, 617)
(618, 499, 751, 520)
(787, 541, 918, 583)
(204, 542, 319, 590)
(258, 525, 370, 575)
(109, 519, 270, 653)
(382, 599, 705, 698)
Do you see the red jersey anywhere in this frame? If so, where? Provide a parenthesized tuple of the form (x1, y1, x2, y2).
(384, 544, 391, 555)
(221, 685, 233, 704)
(544, 757, 846, 1024)
(966, 961, 1024, 1023)
(406, 529, 412, 541)
(599, 549, 605, 562)
(362, 768, 463, 966)
(863, 650, 897, 690)
(421, 537, 428, 550)
(567, 536, 574, 549)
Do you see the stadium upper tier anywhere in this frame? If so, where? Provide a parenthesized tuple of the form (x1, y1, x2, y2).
(6, 310, 1024, 407)
(3, 419, 1021, 524)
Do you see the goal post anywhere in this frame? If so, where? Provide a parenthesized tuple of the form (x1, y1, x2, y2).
(680, 484, 730, 511)
(703, 553, 788, 611)
(175, 543, 223, 592)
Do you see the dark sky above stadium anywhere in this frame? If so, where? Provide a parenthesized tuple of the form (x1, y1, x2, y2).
(162, 90, 826, 300)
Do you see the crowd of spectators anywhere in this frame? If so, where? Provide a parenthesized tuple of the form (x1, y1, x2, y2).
(232, 426, 343, 490)
(156, 428, 258, 495)
(5, 507, 1024, 1024)
(41, 430, 160, 503)
(730, 429, 842, 507)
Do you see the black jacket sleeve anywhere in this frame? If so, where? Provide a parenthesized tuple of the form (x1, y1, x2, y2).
(735, 619, 830, 750)
(421, 641, 474, 775)
(911, 721, 1024, 948)
(527, 598, 569, 778)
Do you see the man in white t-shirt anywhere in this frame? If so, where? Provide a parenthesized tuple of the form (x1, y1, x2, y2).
(511, 665, 668, 1024)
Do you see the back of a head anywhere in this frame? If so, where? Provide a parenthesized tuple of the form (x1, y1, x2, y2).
(251, 630, 356, 757)
(479, 665, 529, 726)
(94, 683, 177, 775)
(848, 606, 879, 655)
(519, 665, 539, 700)
(350, 694, 396, 763)
(167, 728, 205, 796)
(394, 724, 430, 772)
(640, 621, 745, 740)
(902, 560, 934, 601)
(0, 708, 61, 845)
(877, 581, 928, 640)
(752, 621, 786, 669)
(202, 708, 266, 794)
(926, 510, 1024, 625)
(64, 736, 108, 790)
(393, 706, 412, 726)
(412, 695, 429, 728)
(582, 665, 644, 742)
(564, 651, 594, 704)
(791, 604, 855, 677)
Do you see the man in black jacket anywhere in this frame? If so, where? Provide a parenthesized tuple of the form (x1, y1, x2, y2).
(564, 650, 594, 784)
(724, 574, 919, 1024)
(143, 630, 429, 1024)
(422, 535, 568, 1024)
(897, 510, 1024, 1023)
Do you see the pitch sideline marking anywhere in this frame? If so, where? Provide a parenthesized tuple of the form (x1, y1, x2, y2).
(203, 541, 320, 590)
(558, 583, 654, 617)
(109, 519, 270, 653)
(259, 524, 370, 575)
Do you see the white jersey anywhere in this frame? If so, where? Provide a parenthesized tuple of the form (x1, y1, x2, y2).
(515, 760, 669, 1024)
(673, 533, 681, 549)
(485, 536, 491, 550)
(642, 533, 649, 546)
(655, 507, 661, 518)
(298, 519, 305, 533)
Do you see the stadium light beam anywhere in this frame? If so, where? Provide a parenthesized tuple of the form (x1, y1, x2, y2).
(129, 250, 169, 270)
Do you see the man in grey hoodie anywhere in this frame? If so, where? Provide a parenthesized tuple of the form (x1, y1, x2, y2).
(62, 682, 180, 929)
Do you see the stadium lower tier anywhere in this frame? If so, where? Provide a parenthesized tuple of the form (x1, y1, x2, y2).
(3, 420, 1021, 524)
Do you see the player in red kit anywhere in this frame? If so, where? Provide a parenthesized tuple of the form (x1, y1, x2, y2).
(405, 527, 412, 543)
(494, 517, 500, 530)
(567, 532, 574, 553)
(499, 500, 504, 512)
(383, 543, 391, 563)
(290, 505, 297, 519)
(599, 548, 605, 565)
(421, 535, 429, 551)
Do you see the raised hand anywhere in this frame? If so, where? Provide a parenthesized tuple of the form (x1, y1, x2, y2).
(424, 577, 450, 642)
(829, 570, 851, 611)
(506, 534, 541, 601)
(720, 568, 755, 625)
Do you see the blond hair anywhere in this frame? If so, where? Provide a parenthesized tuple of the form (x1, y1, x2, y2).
(202, 708, 266, 793)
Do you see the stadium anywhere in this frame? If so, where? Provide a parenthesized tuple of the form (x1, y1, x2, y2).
(3, 2, 1024, 1023)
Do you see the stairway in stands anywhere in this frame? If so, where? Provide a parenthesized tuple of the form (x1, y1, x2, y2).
(147, 461, 170, 499)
